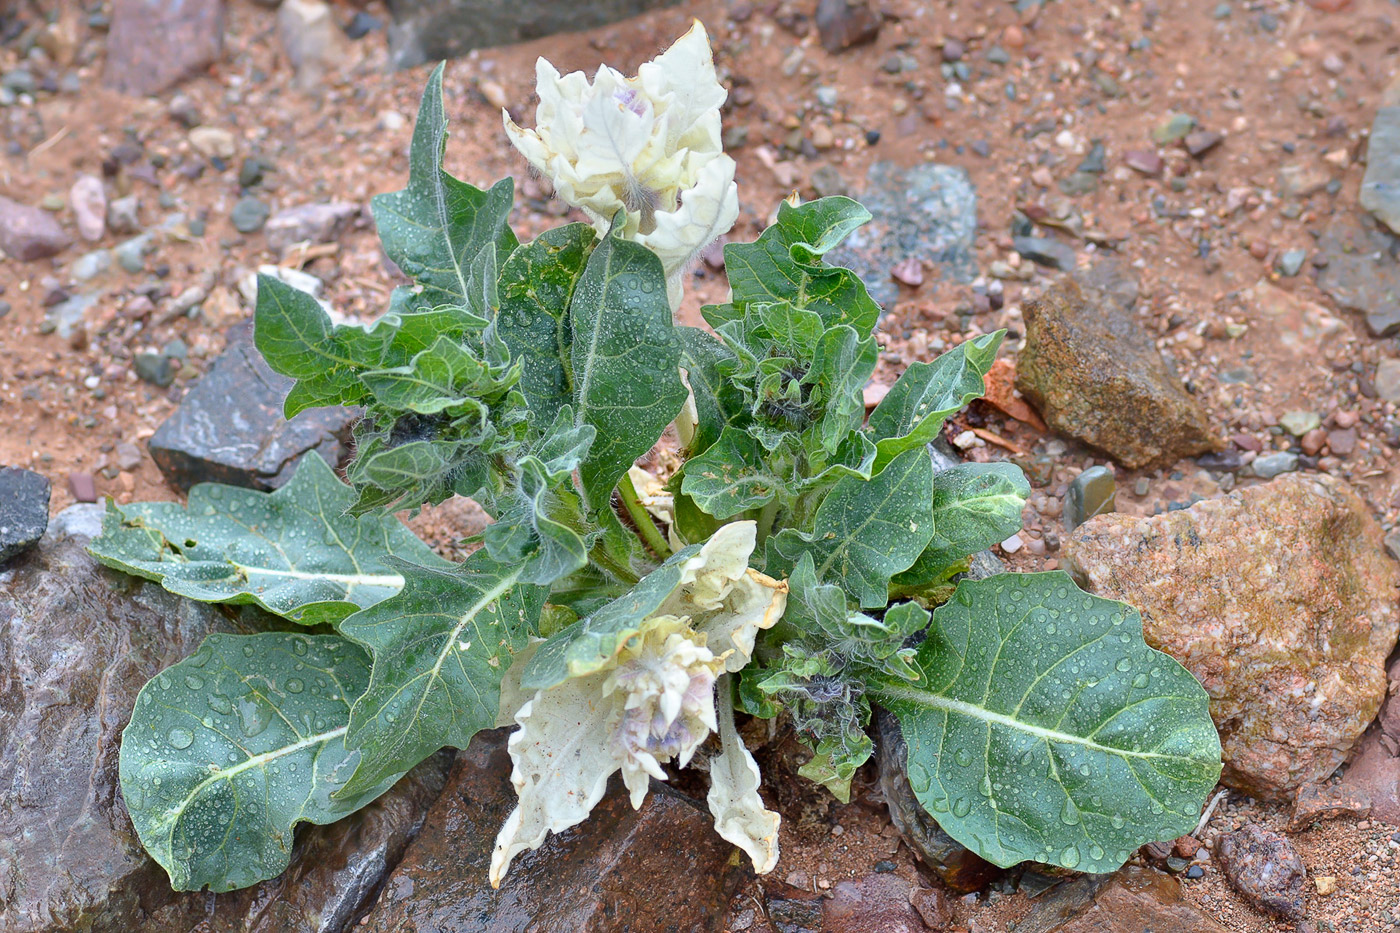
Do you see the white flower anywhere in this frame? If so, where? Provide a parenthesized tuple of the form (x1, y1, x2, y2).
(503, 20, 739, 309)
(489, 522, 785, 886)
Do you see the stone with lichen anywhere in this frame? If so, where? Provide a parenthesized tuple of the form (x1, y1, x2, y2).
(1064, 473, 1400, 800)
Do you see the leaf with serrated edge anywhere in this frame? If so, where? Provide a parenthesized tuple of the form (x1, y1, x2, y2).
(119, 632, 402, 892)
(88, 454, 448, 625)
(338, 548, 545, 797)
(716, 197, 882, 334)
(867, 332, 1003, 473)
(872, 571, 1222, 873)
(766, 447, 935, 608)
(371, 63, 518, 309)
(569, 222, 687, 510)
(895, 462, 1030, 589)
(681, 426, 782, 520)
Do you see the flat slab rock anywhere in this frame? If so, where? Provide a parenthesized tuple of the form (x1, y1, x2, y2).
(148, 323, 356, 492)
(0, 467, 49, 563)
(1014, 866, 1227, 932)
(1015, 260, 1220, 469)
(0, 505, 453, 933)
(1339, 654, 1400, 827)
(104, 0, 225, 97)
(360, 728, 748, 933)
(1065, 472, 1400, 800)
(825, 160, 978, 309)
(384, 0, 682, 69)
(1316, 217, 1400, 337)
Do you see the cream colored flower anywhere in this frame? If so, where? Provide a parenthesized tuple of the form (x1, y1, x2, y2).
(503, 21, 739, 309)
(489, 522, 785, 886)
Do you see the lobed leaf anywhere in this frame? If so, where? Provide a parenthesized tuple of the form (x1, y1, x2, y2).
(872, 571, 1222, 873)
(338, 549, 545, 797)
(894, 461, 1030, 591)
(680, 426, 782, 520)
(569, 222, 687, 510)
(868, 331, 1003, 472)
(119, 632, 401, 892)
(766, 447, 935, 608)
(88, 454, 448, 625)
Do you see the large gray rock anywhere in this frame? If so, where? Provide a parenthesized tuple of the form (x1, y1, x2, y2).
(1065, 473, 1400, 800)
(384, 0, 682, 70)
(0, 506, 454, 933)
(1362, 81, 1400, 235)
(105, 0, 225, 97)
(825, 160, 978, 308)
(361, 728, 749, 933)
(148, 324, 357, 492)
(0, 467, 49, 564)
(1317, 218, 1400, 337)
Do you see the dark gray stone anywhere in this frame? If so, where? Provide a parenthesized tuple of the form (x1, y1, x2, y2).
(1362, 105, 1400, 235)
(0, 467, 49, 564)
(1064, 465, 1116, 532)
(384, 0, 682, 70)
(133, 352, 175, 388)
(104, 0, 225, 96)
(815, 0, 882, 54)
(0, 196, 71, 262)
(360, 729, 748, 933)
(1012, 235, 1077, 271)
(230, 197, 270, 234)
(148, 324, 357, 492)
(825, 160, 977, 308)
(1317, 219, 1400, 337)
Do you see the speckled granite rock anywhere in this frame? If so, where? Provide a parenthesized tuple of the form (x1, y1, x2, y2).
(1015, 262, 1220, 469)
(1064, 473, 1400, 800)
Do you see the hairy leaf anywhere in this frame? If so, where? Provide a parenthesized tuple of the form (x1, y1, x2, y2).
(717, 197, 882, 334)
(677, 326, 747, 457)
(681, 426, 782, 520)
(569, 223, 687, 509)
(119, 632, 401, 892)
(88, 454, 447, 625)
(868, 332, 1003, 472)
(872, 571, 1222, 873)
(811, 324, 877, 455)
(766, 447, 935, 608)
(338, 549, 545, 797)
(371, 63, 518, 309)
(495, 223, 597, 419)
(895, 462, 1030, 590)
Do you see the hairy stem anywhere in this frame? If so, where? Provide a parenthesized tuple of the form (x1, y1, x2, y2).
(618, 471, 673, 560)
(755, 499, 780, 549)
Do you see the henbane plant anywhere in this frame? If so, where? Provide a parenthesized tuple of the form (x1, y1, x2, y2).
(95, 22, 1223, 895)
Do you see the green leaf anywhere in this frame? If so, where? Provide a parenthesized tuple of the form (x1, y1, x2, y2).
(358, 335, 503, 415)
(371, 63, 517, 309)
(872, 571, 1222, 873)
(868, 332, 1004, 472)
(569, 222, 687, 510)
(717, 197, 882, 334)
(677, 326, 747, 457)
(680, 426, 782, 520)
(811, 324, 877, 455)
(88, 455, 448, 625)
(338, 548, 545, 797)
(119, 632, 401, 892)
(496, 223, 597, 419)
(767, 447, 935, 608)
(895, 462, 1030, 589)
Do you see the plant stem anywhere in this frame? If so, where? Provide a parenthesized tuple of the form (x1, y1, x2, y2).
(755, 498, 780, 548)
(588, 540, 641, 586)
(618, 472, 673, 560)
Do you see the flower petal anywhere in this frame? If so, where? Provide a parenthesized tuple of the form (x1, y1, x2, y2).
(709, 681, 780, 873)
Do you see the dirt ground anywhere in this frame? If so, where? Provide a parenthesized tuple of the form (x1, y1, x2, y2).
(2, 0, 1398, 929)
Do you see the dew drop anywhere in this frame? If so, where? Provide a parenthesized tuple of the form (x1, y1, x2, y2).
(1090, 844, 1105, 861)
(1131, 673, 1150, 689)
(168, 727, 194, 750)
(1061, 845, 1081, 869)
(207, 693, 233, 716)
(184, 674, 204, 691)
(1115, 658, 1133, 673)
(1110, 814, 1126, 829)
(238, 698, 272, 738)
(953, 748, 974, 768)
(1059, 799, 1081, 826)
(951, 797, 972, 818)
(907, 763, 931, 794)
(285, 678, 304, 694)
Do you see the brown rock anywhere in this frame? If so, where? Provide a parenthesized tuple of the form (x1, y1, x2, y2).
(815, 0, 881, 54)
(1123, 149, 1164, 175)
(1215, 825, 1307, 920)
(824, 875, 924, 933)
(360, 729, 748, 933)
(264, 202, 360, 254)
(1340, 728, 1400, 826)
(1065, 473, 1400, 799)
(105, 0, 225, 97)
(1288, 782, 1371, 831)
(1015, 866, 1228, 932)
(67, 471, 96, 503)
(1014, 261, 1220, 469)
(1184, 130, 1224, 158)
(891, 257, 924, 287)
(0, 196, 72, 261)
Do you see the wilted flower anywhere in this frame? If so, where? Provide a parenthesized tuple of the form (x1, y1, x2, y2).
(489, 521, 785, 886)
(503, 21, 739, 309)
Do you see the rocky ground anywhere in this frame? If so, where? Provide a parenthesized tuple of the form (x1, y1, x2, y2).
(3, 0, 1400, 930)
